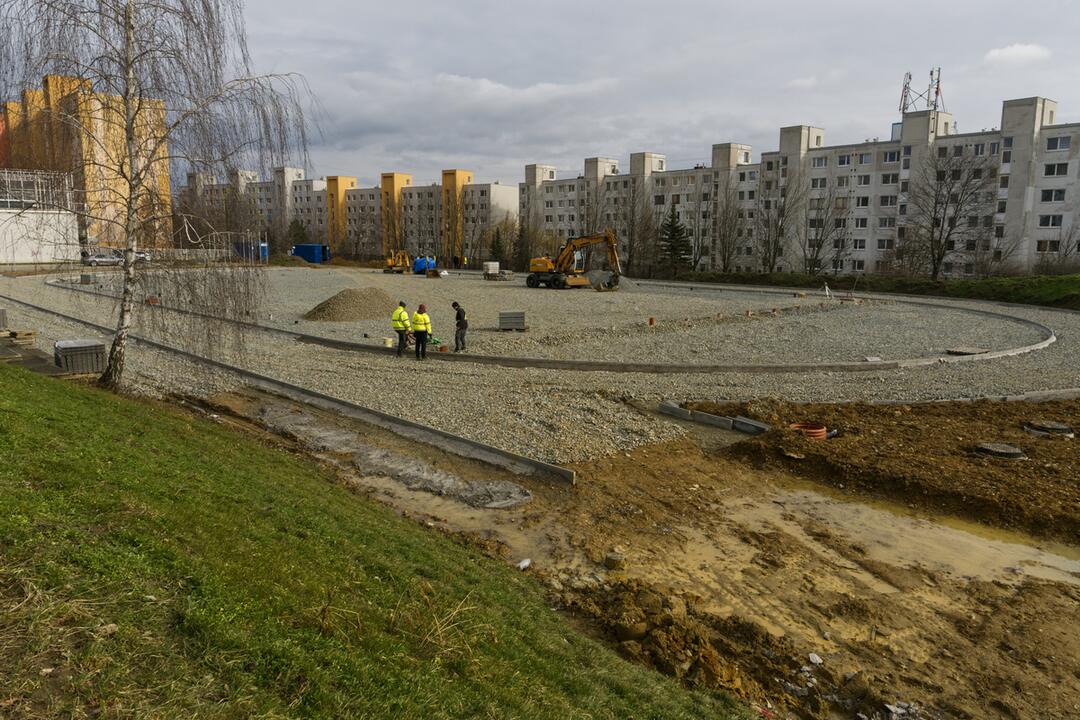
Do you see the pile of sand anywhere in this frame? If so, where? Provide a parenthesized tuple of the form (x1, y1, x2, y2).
(303, 287, 397, 322)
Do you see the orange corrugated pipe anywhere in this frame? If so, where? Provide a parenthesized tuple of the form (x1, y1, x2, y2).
(790, 422, 828, 440)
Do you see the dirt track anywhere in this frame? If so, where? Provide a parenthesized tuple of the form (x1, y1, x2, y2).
(203, 390, 1080, 720)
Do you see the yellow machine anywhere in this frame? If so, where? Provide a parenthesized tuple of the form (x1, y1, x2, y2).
(527, 231, 623, 290)
(384, 250, 411, 273)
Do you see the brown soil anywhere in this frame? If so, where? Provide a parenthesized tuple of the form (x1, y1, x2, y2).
(302, 287, 396, 321)
(689, 399, 1080, 543)
(202, 390, 1080, 720)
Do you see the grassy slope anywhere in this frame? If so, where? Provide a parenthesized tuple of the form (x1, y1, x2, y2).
(682, 271, 1080, 310)
(0, 365, 747, 719)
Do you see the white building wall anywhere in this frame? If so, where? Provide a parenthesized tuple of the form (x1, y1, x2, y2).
(0, 210, 80, 264)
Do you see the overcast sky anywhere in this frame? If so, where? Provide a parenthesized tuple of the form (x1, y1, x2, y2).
(244, 0, 1080, 188)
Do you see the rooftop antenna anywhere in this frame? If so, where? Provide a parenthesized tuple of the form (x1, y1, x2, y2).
(899, 68, 945, 114)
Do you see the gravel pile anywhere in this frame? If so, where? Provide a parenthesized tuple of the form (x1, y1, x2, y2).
(303, 287, 396, 322)
(3, 271, 1079, 465)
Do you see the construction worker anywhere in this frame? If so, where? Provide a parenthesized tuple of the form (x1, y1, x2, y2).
(391, 301, 411, 357)
(412, 303, 432, 360)
(451, 301, 468, 352)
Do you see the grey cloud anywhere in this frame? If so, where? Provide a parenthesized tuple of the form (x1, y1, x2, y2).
(244, 0, 1080, 186)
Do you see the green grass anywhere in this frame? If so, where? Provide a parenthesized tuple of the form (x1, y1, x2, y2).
(682, 271, 1080, 310)
(0, 364, 747, 719)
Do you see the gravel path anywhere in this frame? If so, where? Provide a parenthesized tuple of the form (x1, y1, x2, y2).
(3, 271, 1079, 464)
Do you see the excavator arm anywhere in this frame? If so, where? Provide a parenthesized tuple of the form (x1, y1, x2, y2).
(555, 231, 622, 276)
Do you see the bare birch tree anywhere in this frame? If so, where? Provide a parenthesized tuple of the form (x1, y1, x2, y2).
(753, 159, 806, 273)
(799, 180, 850, 275)
(711, 172, 742, 273)
(685, 171, 710, 270)
(1, 0, 310, 387)
(902, 149, 996, 279)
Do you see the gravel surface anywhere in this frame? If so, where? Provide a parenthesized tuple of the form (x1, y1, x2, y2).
(3, 271, 1079, 465)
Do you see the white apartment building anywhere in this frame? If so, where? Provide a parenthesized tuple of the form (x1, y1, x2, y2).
(521, 96, 1080, 277)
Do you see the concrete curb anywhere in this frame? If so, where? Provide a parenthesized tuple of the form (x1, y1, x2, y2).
(0, 291, 577, 486)
(659, 401, 771, 435)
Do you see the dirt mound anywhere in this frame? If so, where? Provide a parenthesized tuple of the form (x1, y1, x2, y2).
(303, 287, 396, 322)
(691, 398, 1080, 542)
(559, 578, 902, 719)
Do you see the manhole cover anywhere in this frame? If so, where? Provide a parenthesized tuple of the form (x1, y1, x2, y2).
(1025, 419, 1075, 437)
(975, 442, 1025, 459)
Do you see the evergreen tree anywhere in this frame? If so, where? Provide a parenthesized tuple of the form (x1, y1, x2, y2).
(658, 204, 692, 278)
(286, 219, 309, 245)
(490, 229, 505, 264)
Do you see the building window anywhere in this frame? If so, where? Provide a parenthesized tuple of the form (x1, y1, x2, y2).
(854, 218, 868, 229)
(856, 196, 870, 208)
(880, 195, 898, 207)
(811, 177, 827, 189)
(837, 176, 849, 188)
(1002, 150, 1012, 163)
(877, 238, 895, 250)
(879, 217, 896, 228)
(973, 143, 985, 156)
(1047, 136, 1072, 151)
(1041, 189, 1066, 203)
(1000, 176, 1010, 189)
(883, 151, 899, 163)
(812, 156, 827, 168)
(853, 238, 866, 249)
(1003, 136, 1013, 149)
(852, 259, 865, 271)
(1037, 240, 1062, 252)
(858, 153, 872, 164)
(938, 146, 948, 159)
(997, 200, 1007, 213)
(857, 174, 871, 186)
(838, 154, 851, 166)
(1045, 163, 1069, 177)
(881, 173, 899, 184)
(1039, 214, 1063, 227)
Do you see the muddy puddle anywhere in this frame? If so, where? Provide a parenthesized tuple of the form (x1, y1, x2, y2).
(737, 485, 1080, 588)
(255, 400, 533, 509)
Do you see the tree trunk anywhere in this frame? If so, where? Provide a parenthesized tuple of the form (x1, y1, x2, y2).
(100, 0, 141, 389)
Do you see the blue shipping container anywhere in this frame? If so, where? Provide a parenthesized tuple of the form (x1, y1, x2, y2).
(291, 244, 330, 264)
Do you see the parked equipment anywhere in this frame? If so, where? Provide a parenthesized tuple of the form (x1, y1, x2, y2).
(483, 261, 514, 281)
(527, 230, 622, 290)
(384, 250, 411, 273)
(413, 255, 436, 275)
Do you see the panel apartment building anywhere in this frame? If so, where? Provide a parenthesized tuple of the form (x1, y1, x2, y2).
(520, 95, 1080, 276)
(180, 166, 518, 261)
(0, 75, 172, 247)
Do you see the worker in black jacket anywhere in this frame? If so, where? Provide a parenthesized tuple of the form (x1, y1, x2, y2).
(451, 301, 468, 353)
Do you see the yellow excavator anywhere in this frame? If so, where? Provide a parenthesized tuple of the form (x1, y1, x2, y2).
(527, 231, 622, 290)
(384, 250, 411, 273)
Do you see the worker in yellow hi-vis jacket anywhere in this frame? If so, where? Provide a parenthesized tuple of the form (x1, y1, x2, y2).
(411, 304, 432, 360)
(391, 301, 411, 357)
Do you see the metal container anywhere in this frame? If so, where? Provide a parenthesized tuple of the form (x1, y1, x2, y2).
(54, 339, 108, 374)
